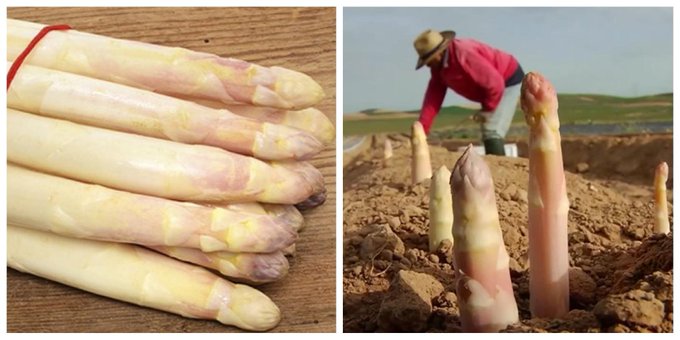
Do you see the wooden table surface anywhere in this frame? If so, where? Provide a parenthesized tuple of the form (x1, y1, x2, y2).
(6, 7, 336, 333)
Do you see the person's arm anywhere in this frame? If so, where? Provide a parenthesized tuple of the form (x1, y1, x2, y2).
(459, 50, 505, 112)
(419, 72, 447, 134)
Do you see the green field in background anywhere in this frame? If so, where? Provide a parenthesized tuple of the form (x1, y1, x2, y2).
(343, 93, 673, 136)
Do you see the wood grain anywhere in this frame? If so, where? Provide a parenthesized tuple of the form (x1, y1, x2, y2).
(6, 7, 336, 333)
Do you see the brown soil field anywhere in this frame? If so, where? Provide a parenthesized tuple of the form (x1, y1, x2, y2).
(343, 133, 673, 332)
(344, 111, 418, 121)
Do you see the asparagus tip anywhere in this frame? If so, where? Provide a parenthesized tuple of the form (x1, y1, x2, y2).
(220, 284, 281, 331)
(451, 144, 492, 193)
(521, 72, 559, 128)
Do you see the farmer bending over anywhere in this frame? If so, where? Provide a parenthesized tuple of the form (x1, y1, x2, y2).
(414, 29, 524, 156)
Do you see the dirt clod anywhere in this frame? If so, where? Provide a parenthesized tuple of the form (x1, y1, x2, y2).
(569, 267, 598, 308)
(377, 270, 445, 332)
(593, 290, 665, 328)
(576, 162, 590, 173)
(359, 224, 405, 260)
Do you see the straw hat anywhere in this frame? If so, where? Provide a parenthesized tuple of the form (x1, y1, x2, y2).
(413, 29, 455, 70)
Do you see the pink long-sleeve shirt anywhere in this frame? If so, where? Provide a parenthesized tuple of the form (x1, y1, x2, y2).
(419, 38, 520, 134)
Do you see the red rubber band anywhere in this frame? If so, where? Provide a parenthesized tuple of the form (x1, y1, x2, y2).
(7, 24, 72, 91)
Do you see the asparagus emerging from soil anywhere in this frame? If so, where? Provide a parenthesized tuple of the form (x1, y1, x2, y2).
(411, 121, 432, 184)
(450, 145, 518, 332)
(8, 225, 281, 331)
(7, 62, 323, 161)
(7, 165, 299, 252)
(520, 72, 570, 318)
(384, 139, 393, 160)
(150, 247, 289, 284)
(429, 165, 454, 252)
(8, 19, 324, 109)
(654, 161, 670, 234)
(8, 109, 324, 204)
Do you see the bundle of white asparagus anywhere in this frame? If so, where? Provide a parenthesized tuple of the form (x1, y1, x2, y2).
(7, 19, 334, 331)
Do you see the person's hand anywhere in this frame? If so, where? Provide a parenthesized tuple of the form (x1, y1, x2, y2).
(471, 111, 493, 123)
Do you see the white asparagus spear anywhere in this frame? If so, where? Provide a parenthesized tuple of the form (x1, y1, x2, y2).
(653, 161, 670, 234)
(8, 225, 281, 331)
(429, 165, 454, 252)
(521, 72, 570, 318)
(8, 19, 324, 109)
(170, 97, 336, 146)
(411, 121, 432, 184)
(8, 109, 324, 204)
(451, 145, 519, 332)
(150, 247, 289, 284)
(7, 62, 322, 161)
(384, 139, 394, 160)
(7, 165, 299, 252)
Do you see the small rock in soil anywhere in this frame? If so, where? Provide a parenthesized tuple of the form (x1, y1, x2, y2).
(504, 227, 522, 247)
(377, 270, 445, 332)
(607, 324, 631, 332)
(358, 224, 382, 237)
(508, 257, 525, 275)
(373, 260, 391, 271)
(513, 188, 528, 203)
(433, 291, 458, 308)
(569, 267, 597, 308)
(359, 224, 405, 260)
(576, 162, 590, 173)
(634, 271, 673, 313)
(378, 249, 394, 261)
(405, 248, 420, 264)
(399, 257, 412, 268)
(387, 216, 401, 229)
(349, 235, 363, 246)
(632, 228, 645, 240)
(593, 289, 665, 327)
(501, 184, 518, 201)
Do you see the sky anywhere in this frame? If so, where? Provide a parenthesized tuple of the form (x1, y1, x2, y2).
(343, 7, 673, 113)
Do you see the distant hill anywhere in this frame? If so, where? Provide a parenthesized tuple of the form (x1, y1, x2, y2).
(344, 93, 672, 136)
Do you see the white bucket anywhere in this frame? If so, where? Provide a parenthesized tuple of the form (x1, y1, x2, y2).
(457, 143, 518, 158)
